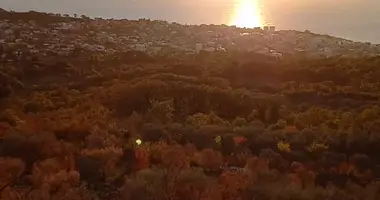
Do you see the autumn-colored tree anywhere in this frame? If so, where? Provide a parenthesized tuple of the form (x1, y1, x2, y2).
(197, 149, 223, 172)
(338, 161, 351, 175)
(80, 147, 123, 183)
(127, 111, 144, 137)
(284, 125, 298, 133)
(30, 157, 81, 200)
(277, 141, 291, 153)
(186, 112, 229, 127)
(221, 134, 236, 155)
(232, 117, 247, 127)
(160, 145, 190, 171)
(0, 130, 59, 173)
(146, 99, 174, 124)
(289, 162, 315, 189)
(140, 145, 191, 200)
(244, 156, 270, 182)
(233, 136, 247, 145)
(219, 170, 251, 200)
(0, 157, 25, 195)
(134, 146, 150, 171)
(3, 18, 380, 200)
(149, 140, 170, 164)
(174, 168, 213, 200)
(183, 143, 197, 159)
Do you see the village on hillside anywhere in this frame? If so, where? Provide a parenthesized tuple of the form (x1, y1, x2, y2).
(1, 9, 380, 61)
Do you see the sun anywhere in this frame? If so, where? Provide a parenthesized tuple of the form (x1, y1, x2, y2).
(230, 0, 263, 28)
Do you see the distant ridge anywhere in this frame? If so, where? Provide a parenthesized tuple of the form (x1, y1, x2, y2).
(0, 7, 378, 45)
(0, 8, 78, 24)
(0, 7, 379, 57)
(0, 8, 361, 44)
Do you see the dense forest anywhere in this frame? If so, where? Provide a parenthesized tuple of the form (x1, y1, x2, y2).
(2, 47, 380, 200)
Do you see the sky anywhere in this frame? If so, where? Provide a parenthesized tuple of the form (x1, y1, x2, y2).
(1, 0, 379, 43)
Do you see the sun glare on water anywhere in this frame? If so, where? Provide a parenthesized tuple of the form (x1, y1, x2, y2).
(230, 0, 263, 28)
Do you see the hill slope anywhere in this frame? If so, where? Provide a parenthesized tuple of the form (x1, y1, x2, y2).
(1, 9, 380, 200)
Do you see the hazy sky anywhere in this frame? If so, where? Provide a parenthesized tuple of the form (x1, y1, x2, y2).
(1, 0, 379, 43)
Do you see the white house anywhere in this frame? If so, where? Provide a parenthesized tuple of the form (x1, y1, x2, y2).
(135, 43, 147, 52)
(195, 43, 203, 54)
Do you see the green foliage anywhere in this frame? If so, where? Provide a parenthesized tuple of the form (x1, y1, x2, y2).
(186, 112, 229, 127)
(146, 99, 174, 124)
(232, 117, 248, 127)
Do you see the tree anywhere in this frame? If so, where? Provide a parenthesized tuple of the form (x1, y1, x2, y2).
(186, 112, 228, 127)
(219, 170, 251, 200)
(221, 134, 236, 155)
(122, 168, 213, 200)
(160, 145, 190, 171)
(265, 103, 280, 125)
(0, 158, 25, 194)
(127, 111, 144, 137)
(31, 157, 80, 198)
(80, 147, 123, 183)
(81, 15, 90, 20)
(146, 99, 174, 124)
(0, 84, 12, 99)
(175, 168, 212, 200)
(289, 162, 315, 189)
(159, 145, 191, 200)
(197, 149, 223, 172)
(232, 117, 247, 127)
(134, 146, 150, 171)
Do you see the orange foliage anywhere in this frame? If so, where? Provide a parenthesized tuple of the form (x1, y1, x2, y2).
(284, 125, 298, 133)
(256, 157, 269, 172)
(289, 173, 302, 188)
(244, 156, 269, 181)
(2, 26, 380, 200)
(245, 157, 259, 171)
(183, 143, 197, 158)
(31, 158, 80, 192)
(290, 162, 315, 189)
(233, 136, 247, 145)
(18, 115, 45, 134)
(246, 156, 269, 172)
(338, 162, 351, 175)
(134, 147, 150, 171)
(197, 149, 223, 171)
(161, 145, 190, 170)
(224, 155, 238, 166)
(81, 147, 123, 180)
(0, 157, 25, 190)
(149, 141, 169, 163)
(219, 171, 250, 200)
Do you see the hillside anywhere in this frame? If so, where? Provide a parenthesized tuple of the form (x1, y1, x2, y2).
(1, 9, 380, 200)
(1, 9, 380, 59)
